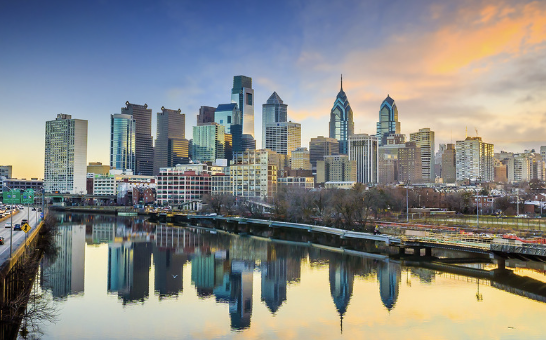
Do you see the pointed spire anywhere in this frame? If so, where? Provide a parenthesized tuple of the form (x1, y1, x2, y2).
(341, 74, 343, 91)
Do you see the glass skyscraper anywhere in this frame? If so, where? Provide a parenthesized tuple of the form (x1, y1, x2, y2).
(154, 107, 187, 174)
(376, 95, 401, 146)
(262, 92, 288, 149)
(231, 75, 254, 138)
(329, 75, 354, 155)
(110, 113, 136, 172)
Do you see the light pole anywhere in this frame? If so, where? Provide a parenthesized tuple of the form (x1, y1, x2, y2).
(541, 198, 544, 217)
(406, 180, 410, 223)
(516, 188, 520, 216)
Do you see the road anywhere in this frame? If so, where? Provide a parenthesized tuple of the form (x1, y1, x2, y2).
(0, 207, 42, 264)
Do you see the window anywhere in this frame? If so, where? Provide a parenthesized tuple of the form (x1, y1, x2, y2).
(247, 93, 253, 105)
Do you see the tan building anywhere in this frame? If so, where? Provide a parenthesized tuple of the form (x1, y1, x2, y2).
(398, 142, 422, 183)
(316, 155, 356, 184)
(455, 137, 494, 182)
(231, 149, 278, 200)
(378, 143, 403, 184)
(87, 162, 110, 175)
(291, 147, 312, 170)
(410, 128, 435, 182)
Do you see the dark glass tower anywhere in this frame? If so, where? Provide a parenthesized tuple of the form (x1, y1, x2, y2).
(154, 106, 187, 174)
(329, 75, 354, 155)
(231, 76, 255, 137)
(376, 95, 401, 146)
(121, 102, 154, 175)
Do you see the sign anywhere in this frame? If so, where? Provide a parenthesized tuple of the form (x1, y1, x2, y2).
(21, 223, 31, 233)
(3, 189, 20, 204)
(22, 189, 34, 204)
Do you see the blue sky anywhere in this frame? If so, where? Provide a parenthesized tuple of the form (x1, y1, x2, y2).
(1, 0, 546, 178)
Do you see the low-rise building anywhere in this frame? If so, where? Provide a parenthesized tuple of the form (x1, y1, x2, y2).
(278, 176, 314, 189)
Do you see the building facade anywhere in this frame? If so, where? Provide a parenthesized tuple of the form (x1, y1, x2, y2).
(309, 136, 339, 171)
(376, 95, 401, 146)
(157, 164, 212, 205)
(262, 92, 288, 149)
(329, 76, 354, 155)
(455, 137, 494, 182)
(410, 128, 435, 182)
(121, 102, 154, 176)
(0, 166, 12, 179)
(441, 144, 456, 183)
(44, 114, 88, 194)
(214, 103, 241, 134)
(154, 107, 186, 174)
(230, 150, 278, 200)
(398, 142, 422, 183)
(110, 113, 136, 172)
(265, 122, 301, 157)
(348, 134, 378, 184)
(316, 155, 356, 184)
(197, 106, 216, 126)
(192, 123, 226, 163)
(290, 147, 312, 170)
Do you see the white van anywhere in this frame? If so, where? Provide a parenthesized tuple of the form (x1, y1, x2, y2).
(5, 222, 12, 228)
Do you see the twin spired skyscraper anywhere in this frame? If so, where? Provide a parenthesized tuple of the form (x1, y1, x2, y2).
(329, 76, 354, 155)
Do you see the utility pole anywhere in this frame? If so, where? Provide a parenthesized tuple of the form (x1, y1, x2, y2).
(406, 180, 410, 223)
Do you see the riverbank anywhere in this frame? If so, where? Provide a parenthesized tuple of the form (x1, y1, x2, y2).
(50, 206, 147, 216)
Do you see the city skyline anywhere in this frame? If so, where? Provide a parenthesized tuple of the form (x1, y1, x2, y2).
(2, 0, 546, 179)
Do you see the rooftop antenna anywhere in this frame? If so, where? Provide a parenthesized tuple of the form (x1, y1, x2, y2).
(341, 74, 343, 91)
(465, 126, 468, 138)
(451, 129, 453, 144)
(475, 127, 478, 137)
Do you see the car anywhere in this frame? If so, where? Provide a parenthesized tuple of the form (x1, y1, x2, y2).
(14, 224, 22, 231)
(21, 219, 28, 224)
(5, 222, 11, 228)
(0, 236, 4, 245)
(32, 208, 36, 211)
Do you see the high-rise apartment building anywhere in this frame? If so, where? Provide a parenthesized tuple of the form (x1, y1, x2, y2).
(309, 136, 339, 170)
(348, 134, 378, 184)
(231, 75, 254, 137)
(316, 155, 356, 184)
(410, 128, 435, 182)
(44, 114, 88, 194)
(290, 147, 311, 170)
(110, 113, 136, 172)
(121, 102, 154, 176)
(197, 106, 216, 126)
(230, 149, 278, 200)
(377, 95, 401, 146)
(441, 144, 456, 183)
(154, 107, 187, 174)
(329, 76, 354, 155)
(455, 137, 494, 182)
(265, 122, 301, 157)
(262, 92, 288, 149)
(215, 103, 241, 134)
(192, 123, 225, 163)
(0, 165, 12, 179)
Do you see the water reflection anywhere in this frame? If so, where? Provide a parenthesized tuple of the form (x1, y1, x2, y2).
(33, 213, 546, 339)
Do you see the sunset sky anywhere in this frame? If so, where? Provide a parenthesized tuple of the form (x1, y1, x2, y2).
(1, 0, 545, 179)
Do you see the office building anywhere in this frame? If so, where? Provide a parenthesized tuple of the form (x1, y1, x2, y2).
(290, 147, 311, 170)
(377, 95, 401, 146)
(262, 92, 288, 149)
(215, 103, 241, 134)
(197, 106, 216, 126)
(110, 113, 136, 172)
(309, 136, 339, 170)
(156, 164, 211, 205)
(154, 107, 186, 174)
(329, 75, 354, 154)
(231, 75, 255, 137)
(316, 155, 356, 184)
(410, 128, 435, 182)
(441, 144, 456, 183)
(265, 122, 301, 157)
(44, 114, 88, 194)
(455, 137, 494, 182)
(278, 176, 314, 189)
(192, 123, 225, 163)
(121, 102, 154, 176)
(377, 142, 405, 185)
(87, 162, 110, 175)
(348, 134, 378, 184)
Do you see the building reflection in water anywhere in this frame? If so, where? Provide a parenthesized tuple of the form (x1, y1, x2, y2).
(41, 225, 86, 299)
(153, 244, 187, 298)
(107, 242, 152, 304)
(377, 259, 401, 311)
(229, 260, 254, 330)
(329, 255, 354, 332)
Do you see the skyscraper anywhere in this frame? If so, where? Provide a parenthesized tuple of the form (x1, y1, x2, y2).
(110, 113, 136, 172)
(377, 95, 401, 146)
(121, 102, 154, 176)
(154, 107, 186, 174)
(410, 128, 435, 182)
(329, 75, 354, 155)
(455, 136, 494, 182)
(348, 134, 378, 184)
(44, 114, 88, 194)
(231, 75, 254, 137)
(215, 103, 241, 134)
(442, 144, 456, 183)
(262, 92, 288, 149)
(192, 123, 225, 163)
(265, 122, 301, 157)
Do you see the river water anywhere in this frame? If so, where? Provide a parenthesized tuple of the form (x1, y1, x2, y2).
(22, 213, 546, 339)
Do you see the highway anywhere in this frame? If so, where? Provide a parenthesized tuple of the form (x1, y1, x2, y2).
(0, 207, 42, 265)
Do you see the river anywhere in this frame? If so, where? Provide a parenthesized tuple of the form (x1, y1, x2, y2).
(19, 213, 546, 339)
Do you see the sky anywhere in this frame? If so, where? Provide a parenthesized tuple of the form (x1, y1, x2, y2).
(1, 0, 545, 179)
